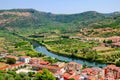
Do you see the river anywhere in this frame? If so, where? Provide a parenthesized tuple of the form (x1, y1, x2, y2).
(12, 33, 106, 67)
(34, 42, 106, 67)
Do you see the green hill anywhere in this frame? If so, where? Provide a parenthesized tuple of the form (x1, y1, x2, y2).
(0, 9, 120, 35)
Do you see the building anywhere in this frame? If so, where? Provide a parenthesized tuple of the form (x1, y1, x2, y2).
(62, 71, 81, 80)
(52, 62, 66, 68)
(10, 62, 25, 70)
(32, 64, 60, 73)
(65, 62, 82, 72)
(92, 67, 104, 79)
(0, 52, 8, 58)
(104, 64, 120, 79)
(19, 56, 31, 63)
(108, 36, 120, 43)
(88, 76, 96, 80)
(6, 55, 19, 60)
(63, 71, 76, 80)
(29, 57, 42, 64)
(82, 67, 104, 80)
(39, 61, 50, 65)
(0, 65, 9, 71)
(112, 43, 120, 47)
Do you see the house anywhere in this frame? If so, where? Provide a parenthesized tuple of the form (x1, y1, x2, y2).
(108, 36, 120, 43)
(32, 61, 50, 70)
(10, 62, 25, 70)
(104, 64, 120, 79)
(112, 43, 120, 47)
(32, 64, 61, 73)
(29, 57, 42, 64)
(19, 56, 31, 63)
(0, 65, 9, 71)
(88, 76, 96, 80)
(6, 55, 19, 60)
(52, 62, 66, 68)
(63, 71, 75, 80)
(40, 61, 50, 65)
(82, 67, 104, 79)
(65, 62, 82, 72)
(92, 67, 104, 79)
(0, 52, 8, 58)
(62, 71, 81, 80)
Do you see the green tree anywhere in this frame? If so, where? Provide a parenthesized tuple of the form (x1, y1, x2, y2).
(0, 75, 5, 80)
(116, 61, 120, 67)
(35, 69, 55, 80)
(8, 77, 14, 80)
(28, 72, 35, 77)
(69, 78, 75, 80)
(106, 40, 112, 44)
(15, 75, 22, 80)
(7, 58, 16, 64)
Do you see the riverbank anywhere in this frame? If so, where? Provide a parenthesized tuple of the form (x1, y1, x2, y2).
(10, 33, 106, 66)
(35, 40, 108, 65)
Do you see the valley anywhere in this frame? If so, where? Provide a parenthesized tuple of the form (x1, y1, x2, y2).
(0, 9, 120, 80)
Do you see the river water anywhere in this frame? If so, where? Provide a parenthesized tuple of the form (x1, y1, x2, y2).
(12, 33, 106, 67)
(34, 45, 106, 67)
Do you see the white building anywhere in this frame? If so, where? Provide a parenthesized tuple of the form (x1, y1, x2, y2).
(19, 56, 31, 63)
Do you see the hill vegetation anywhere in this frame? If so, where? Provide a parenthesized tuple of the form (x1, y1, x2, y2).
(0, 9, 120, 65)
(0, 9, 120, 35)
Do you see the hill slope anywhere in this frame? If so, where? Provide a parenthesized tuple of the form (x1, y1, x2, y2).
(0, 9, 120, 34)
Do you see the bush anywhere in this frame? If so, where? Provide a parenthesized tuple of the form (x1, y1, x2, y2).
(7, 58, 16, 64)
(116, 61, 120, 67)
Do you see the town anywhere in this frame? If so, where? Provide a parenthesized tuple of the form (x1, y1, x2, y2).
(0, 51, 120, 80)
(0, 0, 120, 80)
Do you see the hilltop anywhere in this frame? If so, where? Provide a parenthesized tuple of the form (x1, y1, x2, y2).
(0, 9, 120, 35)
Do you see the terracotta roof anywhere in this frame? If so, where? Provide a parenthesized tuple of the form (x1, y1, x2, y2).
(40, 61, 50, 65)
(108, 36, 120, 42)
(63, 73, 72, 80)
(29, 58, 42, 64)
(104, 64, 120, 72)
(0, 65, 9, 70)
(82, 68, 98, 75)
(38, 70, 43, 73)
(20, 56, 30, 58)
(46, 65, 59, 69)
(112, 43, 120, 47)
(88, 76, 96, 80)
(6, 55, 17, 58)
(63, 72, 78, 80)
(11, 62, 24, 67)
(98, 78, 104, 80)
(72, 75, 80, 80)
(6, 55, 18, 60)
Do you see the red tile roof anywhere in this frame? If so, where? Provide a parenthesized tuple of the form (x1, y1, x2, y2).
(88, 76, 96, 80)
(11, 62, 24, 67)
(72, 75, 80, 80)
(20, 56, 30, 59)
(63, 72, 79, 80)
(82, 68, 98, 75)
(6, 55, 18, 60)
(63, 73, 72, 80)
(98, 78, 104, 80)
(40, 61, 50, 65)
(29, 58, 42, 64)
(38, 70, 43, 73)
(0, 65, 9, 70)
